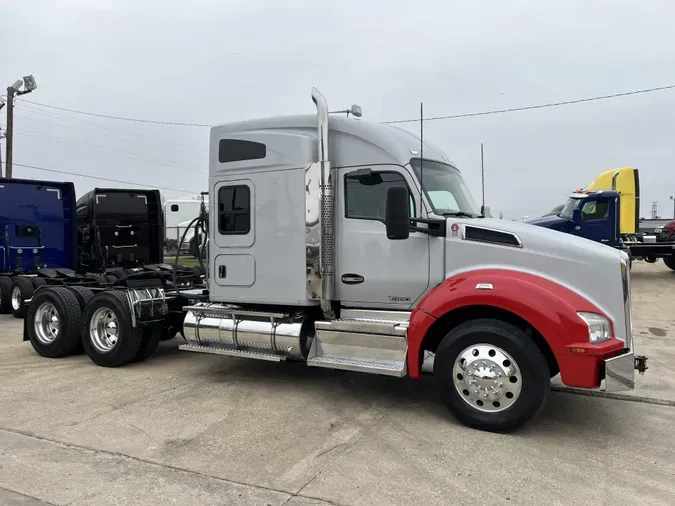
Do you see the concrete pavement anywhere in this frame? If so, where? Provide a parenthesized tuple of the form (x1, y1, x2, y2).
(1, 262, 674, 505)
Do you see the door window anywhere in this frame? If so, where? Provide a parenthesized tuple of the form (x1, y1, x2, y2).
(344, 171, 414, 221)
(581, 200, 609, 221)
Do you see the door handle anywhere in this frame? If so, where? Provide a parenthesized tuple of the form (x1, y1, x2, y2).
(341, 273, 364, 285)
(575, 226, 581, 230)
(219, 265, 227, 278)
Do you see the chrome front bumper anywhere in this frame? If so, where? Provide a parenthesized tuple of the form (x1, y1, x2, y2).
(603, 346, 648, 392)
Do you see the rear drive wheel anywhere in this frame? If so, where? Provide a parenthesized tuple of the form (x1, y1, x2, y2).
(67, 286, 95, 309)
(0, 276, 12, 314)
(10, 277, 35, 318)
(30, 278, 47, 289)
(133, 326, 162, 362)
(433, 318, 550, 433)
(664, 256, 675, 272)
(81, 291, 144, 367)
(161, 326, 179, 341)
(25, 287, 82, 358)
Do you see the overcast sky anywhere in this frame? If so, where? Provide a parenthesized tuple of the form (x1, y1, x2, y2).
(3, 0, 675, 220)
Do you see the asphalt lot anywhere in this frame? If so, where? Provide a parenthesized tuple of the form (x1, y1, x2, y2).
(1, 262, 674, 505)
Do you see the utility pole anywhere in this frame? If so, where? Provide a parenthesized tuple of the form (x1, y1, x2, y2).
(3, 75, 37, 179)
(670, 196, 674, 219)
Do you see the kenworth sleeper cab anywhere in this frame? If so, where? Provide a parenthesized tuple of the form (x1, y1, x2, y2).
(22, 88, 647, 432)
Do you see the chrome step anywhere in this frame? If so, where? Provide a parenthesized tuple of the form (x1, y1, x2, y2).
(308, 356, 404, 376)
(340, 309, 411, 323)
(179, 342, 285, 362)
(307, 317, 408, 377)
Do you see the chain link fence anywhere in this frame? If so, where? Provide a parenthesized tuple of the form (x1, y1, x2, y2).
(164, 226, 207, 261)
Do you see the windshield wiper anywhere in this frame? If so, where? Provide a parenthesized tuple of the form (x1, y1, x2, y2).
(442, 211, 476, 218)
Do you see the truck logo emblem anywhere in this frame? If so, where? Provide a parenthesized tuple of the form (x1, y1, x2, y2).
(389, 295, 411, 302)
(451, 223, 459, 237)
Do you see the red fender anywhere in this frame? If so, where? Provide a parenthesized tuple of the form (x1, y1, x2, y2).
(407, 269, 624, 388)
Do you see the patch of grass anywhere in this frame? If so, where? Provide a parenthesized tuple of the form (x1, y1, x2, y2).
(164, 253, 202, 267)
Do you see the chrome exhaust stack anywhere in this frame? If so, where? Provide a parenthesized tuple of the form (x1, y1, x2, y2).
(306, 88, 335, 318)
(612, 170, 620, 191)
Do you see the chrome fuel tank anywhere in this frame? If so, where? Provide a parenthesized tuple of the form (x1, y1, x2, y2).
(182, 304, 308, 359)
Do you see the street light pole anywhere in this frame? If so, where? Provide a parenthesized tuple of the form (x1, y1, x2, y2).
(3, 75, 37, 179)
(5, 86, 14, 178)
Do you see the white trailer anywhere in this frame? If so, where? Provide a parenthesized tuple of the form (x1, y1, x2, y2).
(22, 88, 647, 433)
(164, 195, 208, 251)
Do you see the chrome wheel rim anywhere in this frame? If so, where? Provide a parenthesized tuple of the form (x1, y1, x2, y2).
(89, 307, 120, 354)
(11, 286, 22, 311)
(452, 344, 523, 412)
(33, 303, 60, 345)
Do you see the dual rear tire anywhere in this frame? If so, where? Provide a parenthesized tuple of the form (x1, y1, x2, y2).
(25, 287, 165, 366)
(664, 256, 675, 272)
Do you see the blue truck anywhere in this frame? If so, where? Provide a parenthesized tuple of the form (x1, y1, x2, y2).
(1, 177, 201, 319)
(527, 168, 675, 271)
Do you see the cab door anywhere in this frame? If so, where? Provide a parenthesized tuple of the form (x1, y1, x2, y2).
(336, 165, 430, 309)
(574, 198, 617, 245)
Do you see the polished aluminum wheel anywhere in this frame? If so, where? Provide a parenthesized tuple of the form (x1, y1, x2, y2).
(452, 344, 523, 413)
(89, 307, 120, 354)
(33, 303, 60, 345)
(11, 286, 22, 311)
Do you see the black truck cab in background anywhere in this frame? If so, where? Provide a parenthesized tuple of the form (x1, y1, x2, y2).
(76, 188, 165, 271)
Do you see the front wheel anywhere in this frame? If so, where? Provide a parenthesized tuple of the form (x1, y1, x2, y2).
(433, 318, 550, 432)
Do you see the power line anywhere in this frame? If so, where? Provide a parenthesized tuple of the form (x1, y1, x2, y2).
(382, 84, 675, 124)
(17, 83, 675, 127)
(1, 161, 196, 193)
(17, 98, 211, 127)
(13, 127, 207, 173)
(15, 102, 209, 153)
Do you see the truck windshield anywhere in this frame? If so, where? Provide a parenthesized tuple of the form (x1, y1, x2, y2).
(410, 158, 481, 217)
(559, 197, 584, 220)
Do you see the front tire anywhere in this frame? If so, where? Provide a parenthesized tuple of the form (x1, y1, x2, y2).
(433, 318, 550, 433)
(81, 291, 144, 367)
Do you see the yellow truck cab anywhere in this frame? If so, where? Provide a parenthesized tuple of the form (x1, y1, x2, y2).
(583, 167, 640, 238)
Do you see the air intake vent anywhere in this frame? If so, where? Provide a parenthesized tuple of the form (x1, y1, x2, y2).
(464, 226, 521, 247)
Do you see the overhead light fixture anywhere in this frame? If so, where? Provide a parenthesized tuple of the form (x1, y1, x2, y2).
(23, 75, 37, 92)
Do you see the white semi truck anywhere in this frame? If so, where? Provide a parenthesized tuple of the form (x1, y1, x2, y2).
(22, 88, 647, 432)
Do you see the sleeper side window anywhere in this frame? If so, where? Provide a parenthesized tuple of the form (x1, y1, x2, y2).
(218, 185, 250, 234)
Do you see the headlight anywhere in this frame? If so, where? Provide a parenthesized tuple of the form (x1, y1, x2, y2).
(577, 312, 612, 343)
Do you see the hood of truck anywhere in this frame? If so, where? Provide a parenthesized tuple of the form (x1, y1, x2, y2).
(524, 214, 570, 231)
(443, 217, 628, 342)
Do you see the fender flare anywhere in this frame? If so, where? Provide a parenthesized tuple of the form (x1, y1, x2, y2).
(406, 269, 614, 379)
